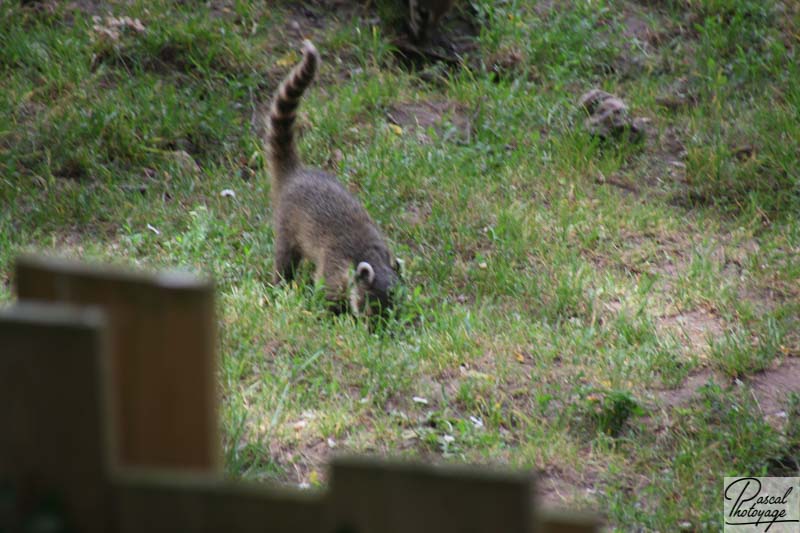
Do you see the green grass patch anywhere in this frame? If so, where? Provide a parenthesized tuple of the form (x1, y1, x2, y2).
(1, 0, 798, 529)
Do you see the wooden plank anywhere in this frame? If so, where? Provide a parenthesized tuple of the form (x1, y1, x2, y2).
(113, 470, 323, 533)
(326, 456, 536, 533)
(15, 254, 220, 472)
(539, 509, 601, 533)
(0, 303, 112, 533)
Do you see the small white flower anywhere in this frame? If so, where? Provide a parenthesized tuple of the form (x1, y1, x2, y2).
(470, 416, 484, 428)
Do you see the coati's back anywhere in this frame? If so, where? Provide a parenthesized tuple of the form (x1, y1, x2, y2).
(267, 41, 400, 315)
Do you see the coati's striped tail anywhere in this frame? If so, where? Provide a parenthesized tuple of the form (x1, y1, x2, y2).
(268, 40, 319, 188)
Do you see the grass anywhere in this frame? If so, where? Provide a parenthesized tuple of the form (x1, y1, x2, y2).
(1, 0, 799, 529)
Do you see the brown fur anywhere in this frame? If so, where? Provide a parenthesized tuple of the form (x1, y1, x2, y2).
(408, 0, 455, 42)
(267, 40, 400, 315)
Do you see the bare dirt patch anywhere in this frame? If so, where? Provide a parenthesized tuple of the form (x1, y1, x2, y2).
(621, 11, 653, 44)
(656, 77, 698, 111)
(777, 1, 799, 52)
(533, 0, 556, 17)
(606, 230, 690, 280)
(654, 367, 722, 408)
(66, 0, 116, 16)
(536, 465, 599, 509)
(656, 309, 726, 358)
(591, 118, 688, 196)
(620, 121, 689, 194)
(653, 358, 800, 428)
(387, 100, 473, 144)
(618, 1, 676, 49)
(606, 1, 679, 79)
(654, 125, 689, 181)
(399, 201, 432, 230)
(283, 0, 355, 33)
(267, 435, 333, 486)
(747, 357, 800, 421)
(19, 0, 121, 29)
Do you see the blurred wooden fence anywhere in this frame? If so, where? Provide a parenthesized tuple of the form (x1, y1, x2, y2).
(0, 255, 600, 533)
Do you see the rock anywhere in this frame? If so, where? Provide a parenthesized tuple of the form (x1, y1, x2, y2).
(168, 150, 200, 175)
(579, 89, 644, 142)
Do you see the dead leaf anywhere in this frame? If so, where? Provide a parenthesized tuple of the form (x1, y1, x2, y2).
(276, 51, 300, 68)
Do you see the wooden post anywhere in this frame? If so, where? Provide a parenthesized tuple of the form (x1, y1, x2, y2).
(326, 456, 537, 533)
(0, 303, 112, 533)
(15, 255, 220, 472)
(113, 470, 324, 533)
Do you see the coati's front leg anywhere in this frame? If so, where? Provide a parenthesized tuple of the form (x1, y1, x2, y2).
(317, 256, 352, 315)
(273, 235, 302, 284)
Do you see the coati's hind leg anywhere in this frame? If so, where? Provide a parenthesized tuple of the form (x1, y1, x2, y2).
(273, 235, 302, 284)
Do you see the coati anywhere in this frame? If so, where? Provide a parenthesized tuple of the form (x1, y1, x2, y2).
(407, 0, 455, 42)
(267, 40, 401, 316)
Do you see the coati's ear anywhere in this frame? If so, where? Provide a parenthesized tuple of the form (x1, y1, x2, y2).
(356, 261, 375, 285)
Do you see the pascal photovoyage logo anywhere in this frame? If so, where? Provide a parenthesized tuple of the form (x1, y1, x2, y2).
(724, 477, 800, 532)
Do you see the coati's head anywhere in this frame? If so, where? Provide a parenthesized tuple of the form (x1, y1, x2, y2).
(349, 247, 402, 317)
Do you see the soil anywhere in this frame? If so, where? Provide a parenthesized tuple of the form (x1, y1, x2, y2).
(656, 309, 726, 358)
(653, 358, 800, 430)
(387, 100, 472, 144)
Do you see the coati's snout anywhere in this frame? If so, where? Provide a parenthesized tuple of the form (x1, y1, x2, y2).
(351, 257, 402, 316)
